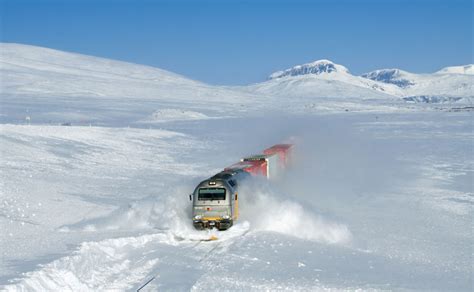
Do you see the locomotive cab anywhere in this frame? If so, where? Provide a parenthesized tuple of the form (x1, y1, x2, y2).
(191, 170, 247, 230)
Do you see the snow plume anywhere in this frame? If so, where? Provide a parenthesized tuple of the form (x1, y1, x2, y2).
(60, 184, 248, 241)
(61, 177, 351, 244)
(61, 185, 193, 233)
(238, 179, 353, 245)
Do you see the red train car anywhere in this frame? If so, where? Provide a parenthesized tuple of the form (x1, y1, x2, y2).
(241, 153, 279, 179)
(263, 144, 293, 168)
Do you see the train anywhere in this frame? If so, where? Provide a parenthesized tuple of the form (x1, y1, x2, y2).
(190, 144, 293, 230)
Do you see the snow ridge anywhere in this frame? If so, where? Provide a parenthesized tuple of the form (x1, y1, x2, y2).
(436, 64, 473, 75)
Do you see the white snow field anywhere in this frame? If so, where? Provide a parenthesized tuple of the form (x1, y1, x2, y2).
(1, 44, 473, 291)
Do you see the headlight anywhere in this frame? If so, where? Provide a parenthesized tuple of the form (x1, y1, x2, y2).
(222, 215, 230, 220)
(194, 215, 202, 220)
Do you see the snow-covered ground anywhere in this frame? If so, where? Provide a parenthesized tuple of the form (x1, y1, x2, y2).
(0, 44, 472, 291)
(1, 112, 472, 291)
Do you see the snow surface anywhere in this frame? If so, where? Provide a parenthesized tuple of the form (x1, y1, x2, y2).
(1, 44, 473, 291)
(141, 109, 212, 123)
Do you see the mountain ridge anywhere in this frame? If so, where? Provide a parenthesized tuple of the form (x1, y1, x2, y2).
(1, 43, 472, 104)
(262, 59, 472, 100)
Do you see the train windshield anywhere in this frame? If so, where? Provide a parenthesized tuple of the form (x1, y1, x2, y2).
(198, 188, 226, 201)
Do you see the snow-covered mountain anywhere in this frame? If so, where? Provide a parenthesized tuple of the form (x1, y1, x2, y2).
(246, 59, 472, 103)
(361, 69, 416, 88)
(361, 65, 473, 102)
(269, 59, 350, 79)
(246, 60, 403, 99)
(1, 42, 471, 123)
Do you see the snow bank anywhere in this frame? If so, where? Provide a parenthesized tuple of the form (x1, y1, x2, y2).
(3, 234, 163, 291)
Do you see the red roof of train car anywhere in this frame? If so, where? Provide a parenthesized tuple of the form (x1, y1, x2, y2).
(263, 144, 292, 155)
(263, 144, 293, 167)
(224, 160, 267, 176)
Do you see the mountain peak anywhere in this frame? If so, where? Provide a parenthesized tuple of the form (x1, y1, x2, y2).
(361, 68, 415, 88)
(269, 59, 349, 80)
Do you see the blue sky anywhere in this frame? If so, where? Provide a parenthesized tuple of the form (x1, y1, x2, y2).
(1, 0, 472, 85)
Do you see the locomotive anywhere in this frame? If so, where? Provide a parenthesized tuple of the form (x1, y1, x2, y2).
(190, 144, 293, 230)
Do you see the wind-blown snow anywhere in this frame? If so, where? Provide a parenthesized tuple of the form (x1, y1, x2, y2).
(238, 180, 352, 244)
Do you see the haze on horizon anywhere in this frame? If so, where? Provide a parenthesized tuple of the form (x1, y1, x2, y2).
(1, 0, 472, 85)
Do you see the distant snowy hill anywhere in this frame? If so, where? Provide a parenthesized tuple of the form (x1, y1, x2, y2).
(269, 59, 349, 79)
(0, 43, 253, 103)
(245, 59, 472, 103)
(246, 60, 402, 99)
(436, 64, 473, 75)
(362, 65, 473, 103)
(1, 42, 472, 125)
(1, 43, 196, 97)
(361, 69, 416, 88)
(0, 43, 262, 124)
